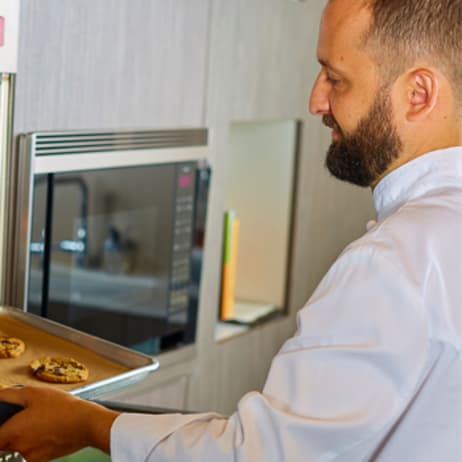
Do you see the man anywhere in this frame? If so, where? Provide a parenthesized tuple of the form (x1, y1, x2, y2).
(1, 0, 462, 460)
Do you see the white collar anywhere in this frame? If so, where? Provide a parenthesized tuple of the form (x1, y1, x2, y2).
(373, 147, 462, 221)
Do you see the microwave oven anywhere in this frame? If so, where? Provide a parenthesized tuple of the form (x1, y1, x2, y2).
(10, 129, 210, 355)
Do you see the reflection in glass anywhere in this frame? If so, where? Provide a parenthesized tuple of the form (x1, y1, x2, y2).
(27, 162, 208, 355)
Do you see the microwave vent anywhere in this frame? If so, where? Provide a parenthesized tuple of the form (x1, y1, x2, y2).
(29, 129, 208, 157)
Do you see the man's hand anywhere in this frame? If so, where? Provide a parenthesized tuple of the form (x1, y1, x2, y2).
(0, 386, 120, 462)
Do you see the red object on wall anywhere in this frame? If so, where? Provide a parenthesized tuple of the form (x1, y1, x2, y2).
(0, 17, 4, 47)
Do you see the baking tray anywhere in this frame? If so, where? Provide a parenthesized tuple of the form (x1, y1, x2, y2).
(0, 306, 159, 399)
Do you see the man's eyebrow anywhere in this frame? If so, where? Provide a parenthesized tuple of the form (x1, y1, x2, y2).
(318, 58, 344, 74)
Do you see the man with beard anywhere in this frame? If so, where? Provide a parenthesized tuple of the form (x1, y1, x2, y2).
(322, 87, 402, 187)
(1, 0, 461, 461)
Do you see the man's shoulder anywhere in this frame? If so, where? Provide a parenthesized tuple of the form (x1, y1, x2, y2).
(337, 187, 462, 277)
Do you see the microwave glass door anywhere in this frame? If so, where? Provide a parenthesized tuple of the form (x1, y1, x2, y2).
(28, 162, 198, 354)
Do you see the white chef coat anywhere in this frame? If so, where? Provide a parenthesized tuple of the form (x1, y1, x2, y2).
(111, 147, 462, 461)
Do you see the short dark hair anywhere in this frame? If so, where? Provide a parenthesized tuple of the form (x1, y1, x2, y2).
(363, 0, 462, 98)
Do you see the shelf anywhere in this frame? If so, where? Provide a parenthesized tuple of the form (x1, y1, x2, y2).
(215, 300, 282, 342)
(215, 321, 249, 342)
(229, 300, 278, 324)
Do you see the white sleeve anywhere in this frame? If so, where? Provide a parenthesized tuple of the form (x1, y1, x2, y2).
(110, 246, 429, 461)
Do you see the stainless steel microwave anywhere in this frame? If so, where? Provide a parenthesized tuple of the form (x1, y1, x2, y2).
(10, 129, 210, 355)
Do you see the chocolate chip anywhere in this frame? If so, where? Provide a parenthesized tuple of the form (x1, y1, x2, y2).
(32, 365, 45, 375)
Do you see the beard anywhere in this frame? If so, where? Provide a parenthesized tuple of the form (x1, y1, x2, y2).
(323, 89, 402, 187)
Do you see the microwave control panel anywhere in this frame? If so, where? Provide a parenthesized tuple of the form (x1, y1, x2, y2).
(169, 163, 196, 311)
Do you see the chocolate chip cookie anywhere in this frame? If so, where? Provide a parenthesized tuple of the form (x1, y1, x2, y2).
(0, 336, 25, 359)
(29, 356, 89, 384)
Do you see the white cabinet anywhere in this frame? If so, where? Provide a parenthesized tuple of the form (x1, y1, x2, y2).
(14, 0, 211, 133)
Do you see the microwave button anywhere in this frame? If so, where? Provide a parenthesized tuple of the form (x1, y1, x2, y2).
(172, 271, 189, 284)
(175, 218, 192, 227)
(176, 196, 194, 204)
(169, 290, 189, 309)
(174, 226, 192, 236)
(172, 268, 189, 279)
(168, 311, 188, 324)
(176, 204, 192, 212)
(175, 210, 193, 221)
(175, 236, 191, 246)
(175, 203, 193, 213)
(172, 257, 189, 268)
(172, 264, 189, 276)
(174, 243, 190, 252)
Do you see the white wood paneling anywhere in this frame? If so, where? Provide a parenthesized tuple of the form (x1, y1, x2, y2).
(14, 0, 211, 133)
(229, 0, 319, 120)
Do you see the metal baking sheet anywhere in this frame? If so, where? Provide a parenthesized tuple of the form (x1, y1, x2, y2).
(0, 306, 159, 399)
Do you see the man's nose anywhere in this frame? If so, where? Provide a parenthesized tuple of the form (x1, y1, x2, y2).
(309, 72, 330, 116)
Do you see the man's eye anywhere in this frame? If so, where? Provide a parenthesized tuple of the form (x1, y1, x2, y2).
(326, 75, 340, 86)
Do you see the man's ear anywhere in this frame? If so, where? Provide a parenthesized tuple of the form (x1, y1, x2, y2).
(406, 69, 438, 121)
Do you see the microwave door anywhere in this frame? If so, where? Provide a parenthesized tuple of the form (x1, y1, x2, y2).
(29, 165, 181, 352)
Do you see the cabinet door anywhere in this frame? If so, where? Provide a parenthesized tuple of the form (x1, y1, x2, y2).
(14, 0, 211, 133)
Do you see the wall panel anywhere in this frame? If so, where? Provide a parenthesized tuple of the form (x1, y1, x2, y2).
(230, 0, 318, 120)
(14, 0, 210, 133)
